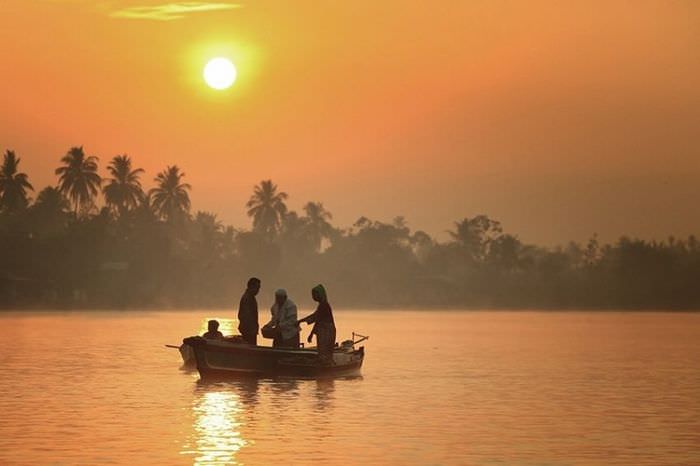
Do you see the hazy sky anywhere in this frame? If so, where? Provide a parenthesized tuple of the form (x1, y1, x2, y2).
(1, 1, 699, 245)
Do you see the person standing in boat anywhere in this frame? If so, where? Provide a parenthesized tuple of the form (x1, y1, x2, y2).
(298, 284, 336, 365)
(238, 277, 261, 345)
(265, 289, 300, 348)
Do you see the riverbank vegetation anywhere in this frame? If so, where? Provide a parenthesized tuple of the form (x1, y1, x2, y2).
(1, 148, 699, 309)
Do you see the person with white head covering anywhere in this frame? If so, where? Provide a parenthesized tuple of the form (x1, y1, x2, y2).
(265, 288, 300, 348)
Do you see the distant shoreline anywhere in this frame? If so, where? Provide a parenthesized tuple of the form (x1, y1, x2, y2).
(4, 154, 700, 313)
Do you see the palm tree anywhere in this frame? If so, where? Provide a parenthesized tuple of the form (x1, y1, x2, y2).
(246, 180, 288, 237)
(0, 150, 33, 213)
(149, 165, 191, 222)
(29, 187, 70, 235)
(33, 186, 70, 213)
(55, 146, 101, 216)
(192, 211, 224, 257)
(103, 155, 144, 218)
(303, 201, 335, 251)
(194, 211, 223, 235)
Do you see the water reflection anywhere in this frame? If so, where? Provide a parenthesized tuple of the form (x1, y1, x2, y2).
(234, 378, 260, 407)
(184, 382, 256, 465)
(314, 378, 335, 410)
(270, 378, 300, 395)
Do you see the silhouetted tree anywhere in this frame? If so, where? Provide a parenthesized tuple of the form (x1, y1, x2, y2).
(246, 180, 288, 238)
(149, 165, 191, 222)
(0, 150, 33, 213)
(583, 234, 601, 266)
(303, 201, 335, 251)
(29, 186, 70, 236)
(33, 186, 69, 213)
(193, 211, 223, 236)
(449, 215, 502, 262)
(278, 210, 316, 258)
(191, 211, 224, 258)
(55, 146, 101, 216)
(411, 230, 434, 263)
(487, 234, 530, 271)
(131, 192, 157, 222)
(103, 155, 144, 219)
(3, 145, 700, 309)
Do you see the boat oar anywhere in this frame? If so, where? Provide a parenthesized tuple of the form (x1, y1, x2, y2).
(165, 344, 181, 349)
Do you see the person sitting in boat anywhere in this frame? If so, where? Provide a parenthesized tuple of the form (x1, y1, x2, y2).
(264, 289, 300, 348)
(238, 277, 261, 345)
(203, 319, 223, 339)
(297, 284, 336, 365)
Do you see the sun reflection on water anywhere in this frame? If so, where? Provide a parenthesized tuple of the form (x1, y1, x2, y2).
(183, 389, 247, 465)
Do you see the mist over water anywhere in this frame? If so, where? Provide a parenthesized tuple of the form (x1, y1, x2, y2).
(0, 310, 698, 465)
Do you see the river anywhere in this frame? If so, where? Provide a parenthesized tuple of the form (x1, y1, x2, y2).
(0, 310, 698, 465)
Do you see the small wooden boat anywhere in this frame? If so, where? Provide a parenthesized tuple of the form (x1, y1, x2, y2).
(181, 333, 367, 378)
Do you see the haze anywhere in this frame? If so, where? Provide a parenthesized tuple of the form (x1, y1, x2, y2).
(2, 0, 699, 245)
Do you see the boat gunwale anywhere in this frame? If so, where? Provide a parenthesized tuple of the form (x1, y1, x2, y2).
(185, 336, 363, 356)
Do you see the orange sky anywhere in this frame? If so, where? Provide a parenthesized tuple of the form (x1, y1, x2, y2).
(1, 1, 699, 244)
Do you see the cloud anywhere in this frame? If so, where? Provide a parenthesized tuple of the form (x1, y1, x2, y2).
(111, 2, 241, 21)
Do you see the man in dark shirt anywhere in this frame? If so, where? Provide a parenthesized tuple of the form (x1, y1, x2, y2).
(238, 277, 261, 345)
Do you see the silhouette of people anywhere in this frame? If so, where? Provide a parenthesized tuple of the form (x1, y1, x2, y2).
(298, 284, 336, 365)
(265, 289, 300, 348)
(203, 319, 223, 339)
(238, 277, 260, 345)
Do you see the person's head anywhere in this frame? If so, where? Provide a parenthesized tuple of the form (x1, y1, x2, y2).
(311, 284, 327, 303)
(274, 288, 287, 306)
(207, 319, 220, 332)
(247, 277, 261, 295)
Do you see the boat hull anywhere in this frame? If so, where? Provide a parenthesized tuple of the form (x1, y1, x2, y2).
(179, 344, 195, 366)
(183, 336, 364, 378)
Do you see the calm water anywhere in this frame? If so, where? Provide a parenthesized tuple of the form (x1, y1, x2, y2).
(0, 310, 698, 465)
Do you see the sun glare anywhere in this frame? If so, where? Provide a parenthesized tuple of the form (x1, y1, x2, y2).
(203, 57, 237, 90)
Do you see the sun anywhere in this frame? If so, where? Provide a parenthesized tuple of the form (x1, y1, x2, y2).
(203, 57, 237, 90)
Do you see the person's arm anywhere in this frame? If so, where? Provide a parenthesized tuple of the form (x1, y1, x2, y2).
(265, 304, 278, 327)
(297, 307, 317, 342)
(306, 322, 317, 343)
(298, 309, 318, 325)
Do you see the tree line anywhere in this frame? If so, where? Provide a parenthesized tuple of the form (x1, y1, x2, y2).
(1, 148, 699, 309)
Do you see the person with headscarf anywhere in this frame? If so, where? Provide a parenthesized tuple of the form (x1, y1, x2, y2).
(265, 288, 300, 348)
(238, 277, 261, 345)
(298, 284, 336, 364)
